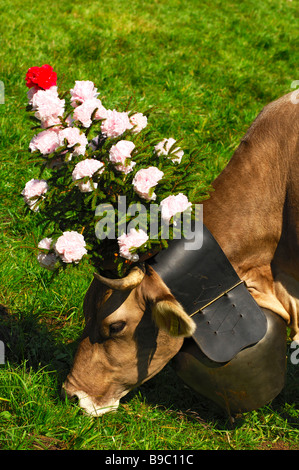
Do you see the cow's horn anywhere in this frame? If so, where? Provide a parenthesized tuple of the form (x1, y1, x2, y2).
(93, 264, 145, 290)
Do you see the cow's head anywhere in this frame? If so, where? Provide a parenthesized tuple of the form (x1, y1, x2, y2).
(62, 264, 196, 416)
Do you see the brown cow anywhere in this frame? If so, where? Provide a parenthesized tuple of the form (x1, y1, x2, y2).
(63, 91, 299, 416)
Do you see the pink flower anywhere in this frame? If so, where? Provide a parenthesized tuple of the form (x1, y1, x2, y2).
(27, 86, 39, 105)
(70, 80, 99, 106)
(155, 138, 184, 164)
(29, 129, 60, 154)
(58, 127, 88, 156)
(109, 140, 136, 174)
(55, 231, 87, 263)
(118, 228, 149, 260)
(132, 167, 164, 201)
(73, 98, 107, 128)
(31, 86, 65, 128)
(72, 158, 104, 192)
(130, 113, 148, 134)
(38, 237, 53, 251)
(93, 103, 108, 121)
(30, 85, 59, 107)
(160, 193, 192, 223)
(37, 237, 58, 270)
(101, 109, 133, 138)
(22, 178, 49, 211)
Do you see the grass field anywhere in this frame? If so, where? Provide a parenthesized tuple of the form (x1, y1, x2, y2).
(1, 0, 299, 451)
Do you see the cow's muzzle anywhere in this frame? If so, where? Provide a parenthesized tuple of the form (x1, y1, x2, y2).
(61, 381, 120, 416)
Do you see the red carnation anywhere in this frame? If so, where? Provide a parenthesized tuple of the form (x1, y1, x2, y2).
(25, 64, 57, 90)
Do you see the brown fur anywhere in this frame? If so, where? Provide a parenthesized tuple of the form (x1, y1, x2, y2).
(203, 92, 299, 339)
(63, 92, 299, 415)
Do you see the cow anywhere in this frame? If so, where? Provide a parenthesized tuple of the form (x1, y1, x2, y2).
(62, 90, 299, 416)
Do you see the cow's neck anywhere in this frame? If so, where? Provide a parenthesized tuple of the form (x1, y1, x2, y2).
(202, 95, 297, 282)
(202, 93, 299, 339)
(203, 152, 283, 279)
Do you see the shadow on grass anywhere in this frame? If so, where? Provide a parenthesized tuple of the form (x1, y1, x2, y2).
(123, 362, 233, 427)
(0, 304, 78, 385)
(123, 348, 299, 432)
(1, 302, 299, 433)
(0, 302, 231, 428)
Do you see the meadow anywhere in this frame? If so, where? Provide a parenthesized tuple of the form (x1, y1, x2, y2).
(0, 0, 299, 451)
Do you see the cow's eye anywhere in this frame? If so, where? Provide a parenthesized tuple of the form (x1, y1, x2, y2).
(109, 321, 126, 336)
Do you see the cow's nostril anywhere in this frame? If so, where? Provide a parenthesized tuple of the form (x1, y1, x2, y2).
(69, 394, 79, 403)
(71, 395, 79, 405)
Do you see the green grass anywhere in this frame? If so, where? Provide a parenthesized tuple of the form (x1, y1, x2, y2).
(1, 0, 299, 451)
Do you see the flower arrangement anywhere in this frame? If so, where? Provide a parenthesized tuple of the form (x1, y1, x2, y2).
(22, 64, 210, 277)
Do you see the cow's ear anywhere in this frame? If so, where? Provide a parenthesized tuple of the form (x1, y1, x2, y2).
(141, 265, 196, 337)
(152, 299, 196, 337)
